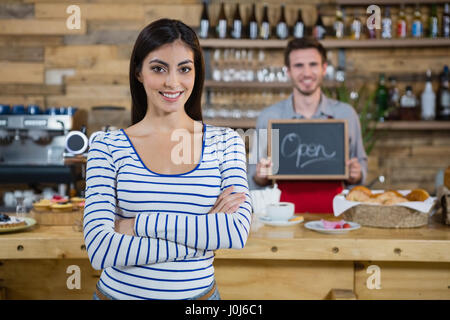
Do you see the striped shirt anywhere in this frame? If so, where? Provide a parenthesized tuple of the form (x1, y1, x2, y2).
(83, 124, 252, 300)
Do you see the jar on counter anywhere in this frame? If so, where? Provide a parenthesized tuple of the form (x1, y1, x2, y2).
(400, 86, 419, 120)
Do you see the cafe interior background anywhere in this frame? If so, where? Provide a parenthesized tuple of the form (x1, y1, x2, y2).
(0, 0, 449, 300)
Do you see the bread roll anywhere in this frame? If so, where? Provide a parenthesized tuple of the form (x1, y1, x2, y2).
(384, 196, 408, 206)
(445, 166, 450, 189)
(346, 189, 371, 202)
(406, 189, 430, 202)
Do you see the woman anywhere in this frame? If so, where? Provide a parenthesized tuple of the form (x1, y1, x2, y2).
(84, 18, 252, 300)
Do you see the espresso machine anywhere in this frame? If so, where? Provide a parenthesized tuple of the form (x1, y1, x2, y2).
(0, 106, 87, 184)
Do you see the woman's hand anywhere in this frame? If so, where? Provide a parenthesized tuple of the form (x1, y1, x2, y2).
(346, 158, 362, 185)
(254, 157, 272, 186)
(209, 186, 246, 214)
(115, 218, 136, 236)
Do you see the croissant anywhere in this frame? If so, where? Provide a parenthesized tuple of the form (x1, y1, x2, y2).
(346, 187, 429, 205)
(405, 189, 430, 202)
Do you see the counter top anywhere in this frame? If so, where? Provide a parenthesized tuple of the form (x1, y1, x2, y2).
(0, 214, 449, 262)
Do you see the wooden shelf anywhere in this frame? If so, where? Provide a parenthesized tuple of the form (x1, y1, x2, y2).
(204, 80, 292, 89)
(200, 38, 450, 49)
(337, 0, 449, 5)
(200, 39, 288, 49)
(375, 121, 450, 130)
(324, 38, 450, 48)
(204, 119, 450, 130)
(204, 80, 342, 89)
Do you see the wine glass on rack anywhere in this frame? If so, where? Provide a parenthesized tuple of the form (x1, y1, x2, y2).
(15, 194, 27, 218)
(246, 49, 255, 82)
(222, 49, 233, 82)
(212, 49, 222, 82)
(256, 50, 266, 83)
(231, 90, 242, 119)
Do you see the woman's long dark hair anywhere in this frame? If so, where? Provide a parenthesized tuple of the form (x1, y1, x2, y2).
(129, 19, 204, 124)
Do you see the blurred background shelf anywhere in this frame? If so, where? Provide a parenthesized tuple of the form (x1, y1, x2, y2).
(336, 0, 450, 5)
(204, 80, 292, 89)
(375, 121, 450, 130)
(204, 119, 450, 130)
(200, 38, 450, 49)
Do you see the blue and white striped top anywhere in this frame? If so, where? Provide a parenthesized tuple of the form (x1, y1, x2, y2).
(83, 124, 253, 300)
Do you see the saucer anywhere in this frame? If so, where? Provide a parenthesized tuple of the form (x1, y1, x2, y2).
(304, 221, 360, 234)
(258, 215, 304, 227)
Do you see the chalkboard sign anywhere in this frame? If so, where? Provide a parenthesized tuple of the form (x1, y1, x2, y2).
(267, 119, 349, 180)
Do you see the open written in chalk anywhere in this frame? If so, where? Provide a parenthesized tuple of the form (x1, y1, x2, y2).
(268, 119, 349, 180)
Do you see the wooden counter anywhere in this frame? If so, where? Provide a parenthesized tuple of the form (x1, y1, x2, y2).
(0, 214, 449, 300)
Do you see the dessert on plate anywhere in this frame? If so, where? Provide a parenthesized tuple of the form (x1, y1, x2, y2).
(0, 213, 27, 229)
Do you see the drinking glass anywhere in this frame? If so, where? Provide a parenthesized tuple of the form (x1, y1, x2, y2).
(15, 196, 27, 218)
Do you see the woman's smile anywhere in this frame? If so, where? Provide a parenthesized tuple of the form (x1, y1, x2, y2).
(159, 90, 184, 102)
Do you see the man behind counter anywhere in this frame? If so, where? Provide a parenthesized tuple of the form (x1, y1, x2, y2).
(248, 38, 368, 213)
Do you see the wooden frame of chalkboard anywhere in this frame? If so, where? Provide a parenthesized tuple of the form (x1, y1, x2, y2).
(267, 119, 349, 180)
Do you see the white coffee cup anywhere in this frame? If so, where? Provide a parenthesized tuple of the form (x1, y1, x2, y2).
(266, 202, 295, 221)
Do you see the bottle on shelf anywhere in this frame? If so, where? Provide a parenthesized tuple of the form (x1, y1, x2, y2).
(437, 65, 450, 120)
(276, 4, 289, 39)
(429, 4, 439, 38)
(443, 3, 450, 38)
(313, 7, 326, 40)
(375, 73, 388, 121)
(381, 6, 392, 39)
(334, 6, 345, 39)
(351, 9, 362, 40)
(421, 69, 436, 120)
(216, 2, 228, 39)
(400, 85, 419, 120)
(325, 51, 335, 81)
(248, 3, 258, 40)
(411, 4, 423, 38)
(293, 8, 305, 39)
(397, 4, 407, 39)
(387, 76, 401, 120)
(199, 1, 210, 39)
(260, 4, 271, 39)
(231, 3, 242, 39)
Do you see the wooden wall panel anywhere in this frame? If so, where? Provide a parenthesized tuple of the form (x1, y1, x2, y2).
(0, 62, 44, 84)
(73, 59, 129, 76)
(144, 4, 202, 26)
(65, 74, 129, 85)
(25, 0, 200, 4)
(0, 84, 63, 96)
(0, 19, 87, 35)
(46, 95, 131, 112)
(0, 96, 45, 107)
(0, 3, 34, 19)
(65, 84, 130, 98)
(44, 45, 118, 68)
(35, 4, 146, 20)
(0, 47, 44, 62)
(0, 35, 63, 47)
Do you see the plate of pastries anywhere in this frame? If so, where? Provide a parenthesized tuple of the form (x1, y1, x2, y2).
(33, 195, 85, 213)
(345, 186, 430, 205)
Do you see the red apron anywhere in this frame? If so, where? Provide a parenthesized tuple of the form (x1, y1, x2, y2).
(278, 180, 344, 214)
